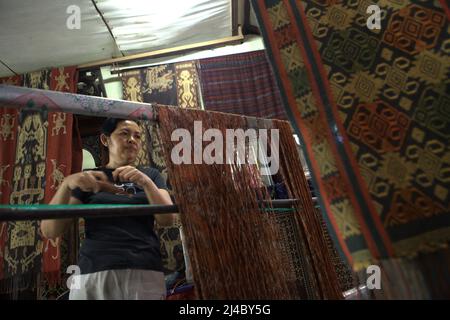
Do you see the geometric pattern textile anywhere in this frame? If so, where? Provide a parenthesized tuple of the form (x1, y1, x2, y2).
(252, 0, 450, 297)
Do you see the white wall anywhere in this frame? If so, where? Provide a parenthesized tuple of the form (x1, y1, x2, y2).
(82, 149, 97, 170)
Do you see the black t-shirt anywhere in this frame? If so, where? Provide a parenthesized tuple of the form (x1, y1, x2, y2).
(72, 166, 167, 275)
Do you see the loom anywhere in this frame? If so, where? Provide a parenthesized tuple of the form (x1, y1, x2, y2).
(0, 84, 349, 299)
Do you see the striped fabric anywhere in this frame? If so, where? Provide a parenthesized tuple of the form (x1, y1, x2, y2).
(198, 50, 287, 120)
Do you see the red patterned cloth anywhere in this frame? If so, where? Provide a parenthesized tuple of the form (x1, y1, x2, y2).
(42, 66, 79, 285)
(0, 75, 22, 282)
(0, 67, 81, 293)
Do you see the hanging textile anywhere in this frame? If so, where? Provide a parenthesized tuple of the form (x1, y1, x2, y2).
(197, 50, 287, 120)
(0, 67, 81, 297)
(1, 70, 51, 296)
(0, 75, 22, 287)
(121, 62, 202, 280)
(121, 70, 145, 103)
(252, 0, 450, 298)
(175, 62, 202, 109)
(157, 105, 343, 299)
(143, 64, 177, 106)
(40, 67, 81, 300)
(43, 66, 79, 288)
(142, 122, 186, 282)
(121, 61, 202, 173)
(121, 61, 202, 109)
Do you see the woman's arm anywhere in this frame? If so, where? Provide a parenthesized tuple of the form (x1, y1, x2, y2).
(142, 178, 172, 205)
(41, 171, 108, 239)
(142, 178, 179, 227)
(40, 181, 80, 239)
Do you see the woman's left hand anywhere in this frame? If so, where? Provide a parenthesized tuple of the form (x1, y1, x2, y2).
(112, 166, 151, 188)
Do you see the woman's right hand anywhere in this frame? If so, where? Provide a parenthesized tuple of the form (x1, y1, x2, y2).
(63, 171, 109, 193)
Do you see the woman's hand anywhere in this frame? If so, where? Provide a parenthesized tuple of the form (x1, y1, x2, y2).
(112, 166, 175, 225)
(64, 171, 109, 193)
(112, 166, 151, 188)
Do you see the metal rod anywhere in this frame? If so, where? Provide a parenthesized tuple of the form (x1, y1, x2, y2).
(0, 199, 305, 221)
(0, 204, 179, 221)
(0, 85, 158, 121)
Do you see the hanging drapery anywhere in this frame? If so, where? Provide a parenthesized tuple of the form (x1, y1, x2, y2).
(143, 64, 177, 106)
(157, 105, 343, 299)
(121, 62, 202, 281)
(41, 67, 82, 299)
(44, 67, 80, 289)
(121, 61, 202, 109)
(0, 75, 23, 287)
(0, 67, 81, 297)
(252, 0, 450, 298)
(197, 50, 287, 120)
(121, 61, 202, 179)
(1, 70, 52, 296)
(174, 62, 202, 109)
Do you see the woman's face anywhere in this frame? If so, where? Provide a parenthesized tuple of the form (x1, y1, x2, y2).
(106, 120, 142, 165)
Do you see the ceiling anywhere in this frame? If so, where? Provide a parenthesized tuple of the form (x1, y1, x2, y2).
(0, 0, 240, 77)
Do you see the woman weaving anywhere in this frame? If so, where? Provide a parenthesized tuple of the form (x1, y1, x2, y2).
(41, 118, 175, 300)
